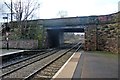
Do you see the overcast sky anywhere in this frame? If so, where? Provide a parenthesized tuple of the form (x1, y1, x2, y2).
(0, 0, 119, 22)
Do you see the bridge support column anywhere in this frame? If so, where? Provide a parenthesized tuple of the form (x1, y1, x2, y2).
(59, 32, 64, 46)
(84, 25, 97, 51)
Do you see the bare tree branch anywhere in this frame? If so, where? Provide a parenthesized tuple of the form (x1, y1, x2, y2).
(57, 10, 68, 18)
(4, 2, 15, 13)
(3, 0, 40, 38)
(4, 0, 40, 21)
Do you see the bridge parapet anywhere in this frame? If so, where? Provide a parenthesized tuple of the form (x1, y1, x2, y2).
(36, 12, 120, 28)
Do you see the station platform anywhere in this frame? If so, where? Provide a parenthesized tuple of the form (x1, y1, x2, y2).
(0, 49, 25, 57)
(53, 51, 118, 79)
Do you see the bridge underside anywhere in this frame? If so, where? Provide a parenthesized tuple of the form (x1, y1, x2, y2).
(46, 28, 84, 48)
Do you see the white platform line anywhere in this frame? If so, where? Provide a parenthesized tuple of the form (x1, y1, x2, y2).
(52, 52, 82, 79)
(0, 50, 25, 57)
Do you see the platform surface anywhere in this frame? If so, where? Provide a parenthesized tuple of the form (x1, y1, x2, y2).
(53, 51, 118, 79)
(73, 51, 118, 78)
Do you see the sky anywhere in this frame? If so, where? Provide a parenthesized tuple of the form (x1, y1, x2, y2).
(0, 0, 120, 22)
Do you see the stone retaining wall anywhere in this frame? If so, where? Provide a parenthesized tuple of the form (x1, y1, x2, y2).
(84, 12, 120, 54)
(1, 40, 38, 49)
(84, 25, 97, 51)
(97, 23, 119, 53)
(85, 23, 119, 54)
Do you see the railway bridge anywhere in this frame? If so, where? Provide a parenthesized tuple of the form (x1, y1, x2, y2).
(35, 12, 119, 53)
(4, 12, 119, 53)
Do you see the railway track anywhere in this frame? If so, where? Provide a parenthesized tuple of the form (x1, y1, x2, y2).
(1, 50, 46, 68)
(24, 43, 82, 80)
(1, 49, 59, 78)
(1, 49, 54, 69)
(1, 43, 82, 80)
(2, 50, 44, 68)
(30, 51, 74, 79)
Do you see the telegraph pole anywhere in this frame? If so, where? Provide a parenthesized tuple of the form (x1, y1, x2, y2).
(11, 0, 13, 26)
(6, 0, 13, 50)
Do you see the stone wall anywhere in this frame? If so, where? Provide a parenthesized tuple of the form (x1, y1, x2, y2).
(84, 12, 120, 54)
(97, 23, 119, 53)
(84, 23, 119, 54)
(84, 25, 97, 51)
(118, 36, 120, 54)
(1, 40, 38, 49)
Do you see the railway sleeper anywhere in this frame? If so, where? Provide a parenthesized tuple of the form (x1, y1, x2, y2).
(35, 75, 51, 78)
(45, 67, 60, 70)
(43, 69, 57, 73)
(43, 69, 56, 72)
(39, 71, 55, 77)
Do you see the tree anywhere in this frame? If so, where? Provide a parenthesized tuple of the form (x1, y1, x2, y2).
(57, 10, 68, 18)
(13, 0, 40, 21)
(3, 0, 40, 38)
(3, 0, 40, 21)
